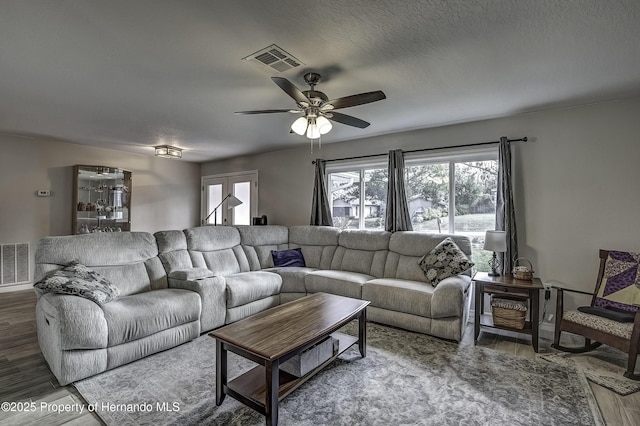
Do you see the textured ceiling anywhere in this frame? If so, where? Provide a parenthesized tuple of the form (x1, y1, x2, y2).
(1, 0, 640, 162)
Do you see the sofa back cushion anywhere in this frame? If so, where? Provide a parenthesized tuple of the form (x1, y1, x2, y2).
(184, 226, 250, 275)
(288, 226, 340, 269)
(34, 232, 166, 296)
(155, 230, 193, 273)
(384, 232, 472, 282)
(330, 230, 390, 277)
(236, 225, 289, 270)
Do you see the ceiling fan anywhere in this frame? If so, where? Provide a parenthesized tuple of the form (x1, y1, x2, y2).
(235, 72, 386, 141)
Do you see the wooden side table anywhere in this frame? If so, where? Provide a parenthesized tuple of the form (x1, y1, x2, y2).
(473, 271, 544, 352)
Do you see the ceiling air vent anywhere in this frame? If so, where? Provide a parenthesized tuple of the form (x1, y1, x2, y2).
(243, 44, 304, 74)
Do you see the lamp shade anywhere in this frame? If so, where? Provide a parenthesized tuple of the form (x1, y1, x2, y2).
(306, 120, 320, 139)
(226, 194, 242, 209)
(316, 115, 332, 135)
(483, 230, 507, 252)
(291, 117, 308, 135)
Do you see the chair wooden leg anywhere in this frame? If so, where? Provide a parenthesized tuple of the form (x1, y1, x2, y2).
(625, 315, 640, 380)
(623, 346, 640, 380)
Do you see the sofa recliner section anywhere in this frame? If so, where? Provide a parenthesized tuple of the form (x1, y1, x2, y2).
(34, 232, 202, 385)
(182, 226, 283, 322)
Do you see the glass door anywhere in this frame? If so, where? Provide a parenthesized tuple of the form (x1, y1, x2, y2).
(201, 172, 258, 226)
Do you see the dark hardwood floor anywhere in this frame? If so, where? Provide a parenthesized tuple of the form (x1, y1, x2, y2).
(1, 289, 638, 425)
(0, 290, 101, 425)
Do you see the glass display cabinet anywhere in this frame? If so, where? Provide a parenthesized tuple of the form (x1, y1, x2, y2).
(72, 165, 132, 234)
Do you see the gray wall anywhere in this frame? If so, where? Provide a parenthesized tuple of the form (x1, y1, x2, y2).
(202, 97, 640, 300)
(0, 135, 201, 290)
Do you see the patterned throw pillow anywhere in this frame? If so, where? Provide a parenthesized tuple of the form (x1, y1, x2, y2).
(418, 237, 474, 287)
(594, 251, 640, 312)
(271, 248, 306, 267)
(34, 261, 120, 305)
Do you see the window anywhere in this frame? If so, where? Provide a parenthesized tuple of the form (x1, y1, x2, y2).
(328, 162, 387, 230)
(327, 148, 497, 271)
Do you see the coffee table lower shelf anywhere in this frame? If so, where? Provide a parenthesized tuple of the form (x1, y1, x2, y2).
(226, 332, 357, 408)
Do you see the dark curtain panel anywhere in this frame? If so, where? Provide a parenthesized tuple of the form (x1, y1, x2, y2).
(310, 159, 333, 226)
(385, 149, 413, 232)
(496, 137, 518, 274)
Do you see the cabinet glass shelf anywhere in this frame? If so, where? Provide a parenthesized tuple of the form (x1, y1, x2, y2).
(72, 165, 132, 235)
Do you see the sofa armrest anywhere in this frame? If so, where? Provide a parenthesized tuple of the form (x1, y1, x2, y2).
(169, 275, 226, 331)
(168, 268, 214, 281)
(37, 293, 108, 350)
(431, 275, 472, 318)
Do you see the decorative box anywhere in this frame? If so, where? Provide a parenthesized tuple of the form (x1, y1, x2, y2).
(280, 336, 336, 377)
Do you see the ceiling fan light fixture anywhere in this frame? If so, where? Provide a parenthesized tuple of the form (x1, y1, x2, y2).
(316, 115, 332, 135)
(291, 116, 308, 135)
(306, 119, 320, 139)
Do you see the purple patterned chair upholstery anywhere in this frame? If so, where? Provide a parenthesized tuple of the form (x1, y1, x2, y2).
(552, 249, 640, 379)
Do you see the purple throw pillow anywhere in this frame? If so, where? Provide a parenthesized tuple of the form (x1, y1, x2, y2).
(271, 248, 306, 267)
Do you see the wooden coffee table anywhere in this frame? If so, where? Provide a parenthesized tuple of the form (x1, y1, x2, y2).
(209, 292, 369, 426)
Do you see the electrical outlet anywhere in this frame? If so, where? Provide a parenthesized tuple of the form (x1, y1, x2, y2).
(36, 190, 51, 197)
(544, 289, 551, 300)
(545, 313, 554, 322)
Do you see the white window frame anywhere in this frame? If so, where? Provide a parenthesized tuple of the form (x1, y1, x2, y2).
(404, 147, 498, 233)
(325, 146, 498, 231)
(326, 157, 387, 229)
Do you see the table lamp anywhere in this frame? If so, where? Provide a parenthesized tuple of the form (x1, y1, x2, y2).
(484, 230, 507, 277)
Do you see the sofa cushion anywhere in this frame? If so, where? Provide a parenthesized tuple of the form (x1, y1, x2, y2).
(34, 232, 166, 296)
(272, 248, 306, 267)
(385, 232, 472, 283)
(288, 226, 340, 269)
(168, 268, 214, 281)
(225, 271, 282, 308)
(362, 278, 434, 318)
(330, 230, 390, 277)
(418, 237, 474, 286)
(266, 266, 317, 293)
(185, 226, 241, 251)
(155, 230, 193, 273)
(34, 261, 120, 305)
(305, 270, 372, 299)
(102, 288, 201, 346)
(237, 225, 290, 270)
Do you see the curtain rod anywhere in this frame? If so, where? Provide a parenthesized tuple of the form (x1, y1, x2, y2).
(311, 137, 527, 164)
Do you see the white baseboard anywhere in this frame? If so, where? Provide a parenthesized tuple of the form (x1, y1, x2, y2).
(0, 282, 34, 293)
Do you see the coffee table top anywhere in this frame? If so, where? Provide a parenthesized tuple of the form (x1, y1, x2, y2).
(210, 292, 369, 361)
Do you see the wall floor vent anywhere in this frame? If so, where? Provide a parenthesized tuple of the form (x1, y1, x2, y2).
(243, 44, 304, 74)
(1, 243, 30, 286)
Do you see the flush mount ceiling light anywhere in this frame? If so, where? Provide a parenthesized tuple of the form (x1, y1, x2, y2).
(154, 145, 182, 159)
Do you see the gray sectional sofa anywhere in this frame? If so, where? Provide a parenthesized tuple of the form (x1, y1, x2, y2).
(34, 225, 473, 385)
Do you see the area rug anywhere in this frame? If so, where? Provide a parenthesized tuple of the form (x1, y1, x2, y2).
(75, 323, 604, 426)
(540, 348, 640, 396)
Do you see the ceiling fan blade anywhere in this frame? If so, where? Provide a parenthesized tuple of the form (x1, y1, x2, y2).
(326, 112, 370, 128)
(235, 109, 301, 114)
(324, 90, 386, 110)
(271, 77, 310, 106)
